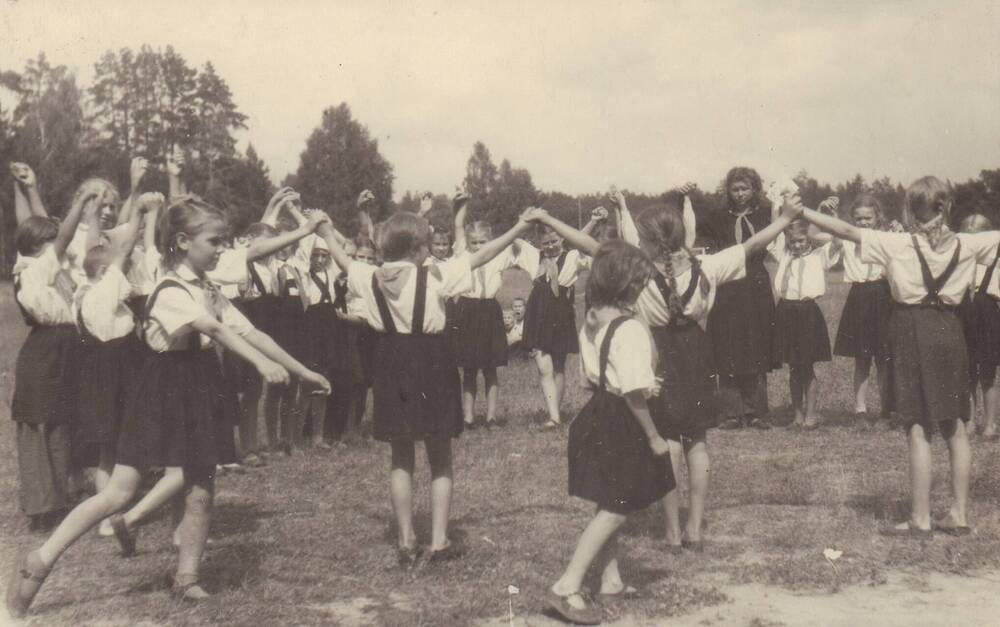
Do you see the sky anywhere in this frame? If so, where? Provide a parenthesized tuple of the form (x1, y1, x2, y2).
(2, 0, 999, 198)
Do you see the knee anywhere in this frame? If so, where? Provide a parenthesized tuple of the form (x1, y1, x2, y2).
(535, 355, 554, 377)
(426, 438, 453, 478)
(103, 485, 135, 512)
(185, 485, 213, 512)
(483, 368, 498, 385)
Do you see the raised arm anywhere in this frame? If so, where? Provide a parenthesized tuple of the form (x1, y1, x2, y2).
(418, 191, 434, 217)
(246, 211, 324, 262)
(110, 192, 158, 267)
(316, 221, 353, 275)
(453, 191, 469, 252)
(580, 206, 608, 237)
(14, 181, 32, 224)
(166, 146, 186, 200)
(534, 209, 601, 256)
(739, 194, 803, 258)
(467, 210, 533, 270)
(800, 207, 862, 244)
(11, 162, 48, 219)
(117, 156, 148, 226)
(55, 186, 100, 260)
(608, 186, 640, 246)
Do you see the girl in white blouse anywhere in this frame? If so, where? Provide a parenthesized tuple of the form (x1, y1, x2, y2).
(799, 176, 1000, 539)
(8, 196, 331, 616)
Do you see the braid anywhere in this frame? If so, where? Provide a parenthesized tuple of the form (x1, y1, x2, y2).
(690, 249, 711, 299)
(661, 256, 684, 319)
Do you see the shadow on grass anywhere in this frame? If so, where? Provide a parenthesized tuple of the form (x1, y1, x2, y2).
(845, 493, 908, 522)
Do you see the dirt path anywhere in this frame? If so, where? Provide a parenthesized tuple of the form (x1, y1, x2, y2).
(475, 570, 1000, 626)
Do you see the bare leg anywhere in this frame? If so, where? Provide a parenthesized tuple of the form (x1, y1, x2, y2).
(461, 368, 478, 426)
(854, 356, 871, 414)
(982, 367, 999, 437)
(534, 351, 561, 423)
(942, 419, 971, 527)
(123, 466, 185, 529)
(803, 365, 819, 425)
(661, 438, 684, 546)
(483, 367, 499, 424)
(389, 440, 417, 549)
(38, 464, 142, 566)
(280, 382, 303, 451)
(684, 435, 710, 542)
(904, 422, 933, 530)
(551, 510, 627, 596)
(95, 444, 115, 535)
(789, 366, 804, 425)
(426, 437, 454, 551)
(876, 358, 892, 420)
(174, 474, 213, 596)
(595, 533, 624, 594)
(263, 383, 281, 450)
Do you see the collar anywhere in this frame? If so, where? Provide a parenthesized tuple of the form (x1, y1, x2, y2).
(174, 264, 208, 285)
(728, 204, 757, 218)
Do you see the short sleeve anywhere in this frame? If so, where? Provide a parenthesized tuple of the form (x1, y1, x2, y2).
(609, 321, 655, 394)
(516, 240, 540, 277)
(208, 247, 249, 287)
(19, 246, 63, 287)
(220, 297, 255, 337)
(961, 231, 1000, 265)
(859, 230, 902, 267)
(90, 265, 132, 305)
(151, 285, 207, 337)
(436, 256, 474, 298)
(700, 245, 746, 286)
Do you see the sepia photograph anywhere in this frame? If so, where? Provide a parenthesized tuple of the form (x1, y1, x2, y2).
(1, 1, 999, 624)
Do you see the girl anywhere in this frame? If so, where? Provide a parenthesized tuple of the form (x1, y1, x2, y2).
(10, 184, 98, 530)
(451, 201, 531, 429)
(702, 167, 776, 430)
(319, 209, 532, 566)
(74, 192, 159, 537)
(325, 239, 365, 444)
(302, 239, 339, 448)
(768, 218, 841, 429)
(546, 239, 672, 626)
(957, 213, 1000, 440)
(520, 213, 603, 428)
(6, 195, 331, 616)
(832, 195, 895, 427)
(799, 176, 999, 537)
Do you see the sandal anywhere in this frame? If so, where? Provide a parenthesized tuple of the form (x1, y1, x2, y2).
(109, 513, 136, 557)
(545, 588, 602, 625)
(5, 550, 50, 619)
(879, 522, 932, 539)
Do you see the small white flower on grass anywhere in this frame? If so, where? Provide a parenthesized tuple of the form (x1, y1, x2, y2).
(508, 585, 520, 595)
(483, 536, 496, 546)
(823, 548, 843, 561)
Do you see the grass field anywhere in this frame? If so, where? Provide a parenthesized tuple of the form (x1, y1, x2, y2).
(2, 270, 1000, 626)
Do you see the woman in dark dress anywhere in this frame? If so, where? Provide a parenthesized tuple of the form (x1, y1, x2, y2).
(702, 167, 775, 429)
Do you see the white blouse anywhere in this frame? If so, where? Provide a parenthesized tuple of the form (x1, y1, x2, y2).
(13, 246, 76, 326)
(453, 242, 530, 299)
(142, 264, 255, 352)
(347, 257, 472, 333)
(841, 239, 885, 283)
(518, 245, 590, 287)
(578, 318, 656, 397)
(75, 265, 135, 341)
(769, 234, 841, 301)
(860, 230, 1000, 306)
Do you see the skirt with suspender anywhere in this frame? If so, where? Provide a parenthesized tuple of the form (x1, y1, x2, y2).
(522, 252, 579, 362)
(834, 279, 892, 360)
(370, 266, 462, 442)
(568, 317, 674, 514)
(648, 270, 719, 440)
(959, 243, 1000, 376)
(449, 296, 508, 370)
(771, 298, 831, 366)
(116, 280, 238, 473)
(75, 311, 147, 447)
(889, 236, 969, 426)
(707, 269, 776, 377)
(303, 270, 338, 374)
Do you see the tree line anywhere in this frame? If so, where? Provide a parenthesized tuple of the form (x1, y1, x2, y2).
(2, 46, 998, 276)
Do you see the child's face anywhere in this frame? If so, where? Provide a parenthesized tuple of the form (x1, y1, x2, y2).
(467, 231, 490, 254)
(311, 250, 330, 272)
(431, 234, 451, 259)
(540, 231, 564, 258)
(98, 202, 118, 230)
(275, 243, 295, 262)
(512, 299, 525, 320)
(787, 233, 810, 255)
(502, 311, 514, 330)
(728, 179, 754, 209)
(354, 246, 376, 265)
(181, 219, 228, 272)
(852, 206, 878, 229)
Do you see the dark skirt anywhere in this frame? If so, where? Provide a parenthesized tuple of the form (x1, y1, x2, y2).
(890, 304, 969, 425)
(834, 280, 892, 360)
(450, 297, 508, 370)
(356, 325, 377, 387)
(371, 332, 462, 442)
(707, 273, 776, 376)
(772, 299, 831, 366)
(959, 292, 1000, 373)
(12, 325, 82, 426)
(569, 389, 674, 514)
(327, 318, 365, 385)
(117, 348, 238, 472)
(16, 422, 71, 516)
(240, 294, 280, 338)
(304, 302, 338, 373)
(272, 296, 309, 362)
(77, 332, 147, 445)
(125, 294, 148, 319)
(650, 324, 718, 439)
(522, 283, 579, 360)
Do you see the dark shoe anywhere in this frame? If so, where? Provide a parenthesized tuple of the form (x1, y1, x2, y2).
(749, 417, 772, 430)
(934, 516, 973, 536)
(879, 522, 932, 539)
(682, 539, 704, 552)
(397, 545, 423, 569)
(5, 550, 50, 619)
(545, 589, 602, 625)
(718, 417, 742, 430)
(109, 513, 136, 557)
(464, 420, 479, 431)
(427, 540, 464, 562)
(665, 542, 682, 555)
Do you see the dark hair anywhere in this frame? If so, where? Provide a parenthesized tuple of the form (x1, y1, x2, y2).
(158, 195, 227, 269)
(724, 166, 764, 211)
(15, 216, 59, 256)
(378, 212, 430, 261)
(585, 240, 655, 309)
(633, 195, 707, 319)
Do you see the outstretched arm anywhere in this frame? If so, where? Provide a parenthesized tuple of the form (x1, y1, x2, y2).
(110, 192, 158, 267)
(467, 211, 533, 269)
(800, 207, 862, 244)
(117, 156, 148, 226)
(533, 209, 601, 256)
(166, 146, 186, 200)
(11, 163, 48, 220)
(55, 186, 101, 260)
(453, 191, 469, 252)
(317, 221, 353, 275)
(740, 194, 803, 258)
(580, 206, 608, 237)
